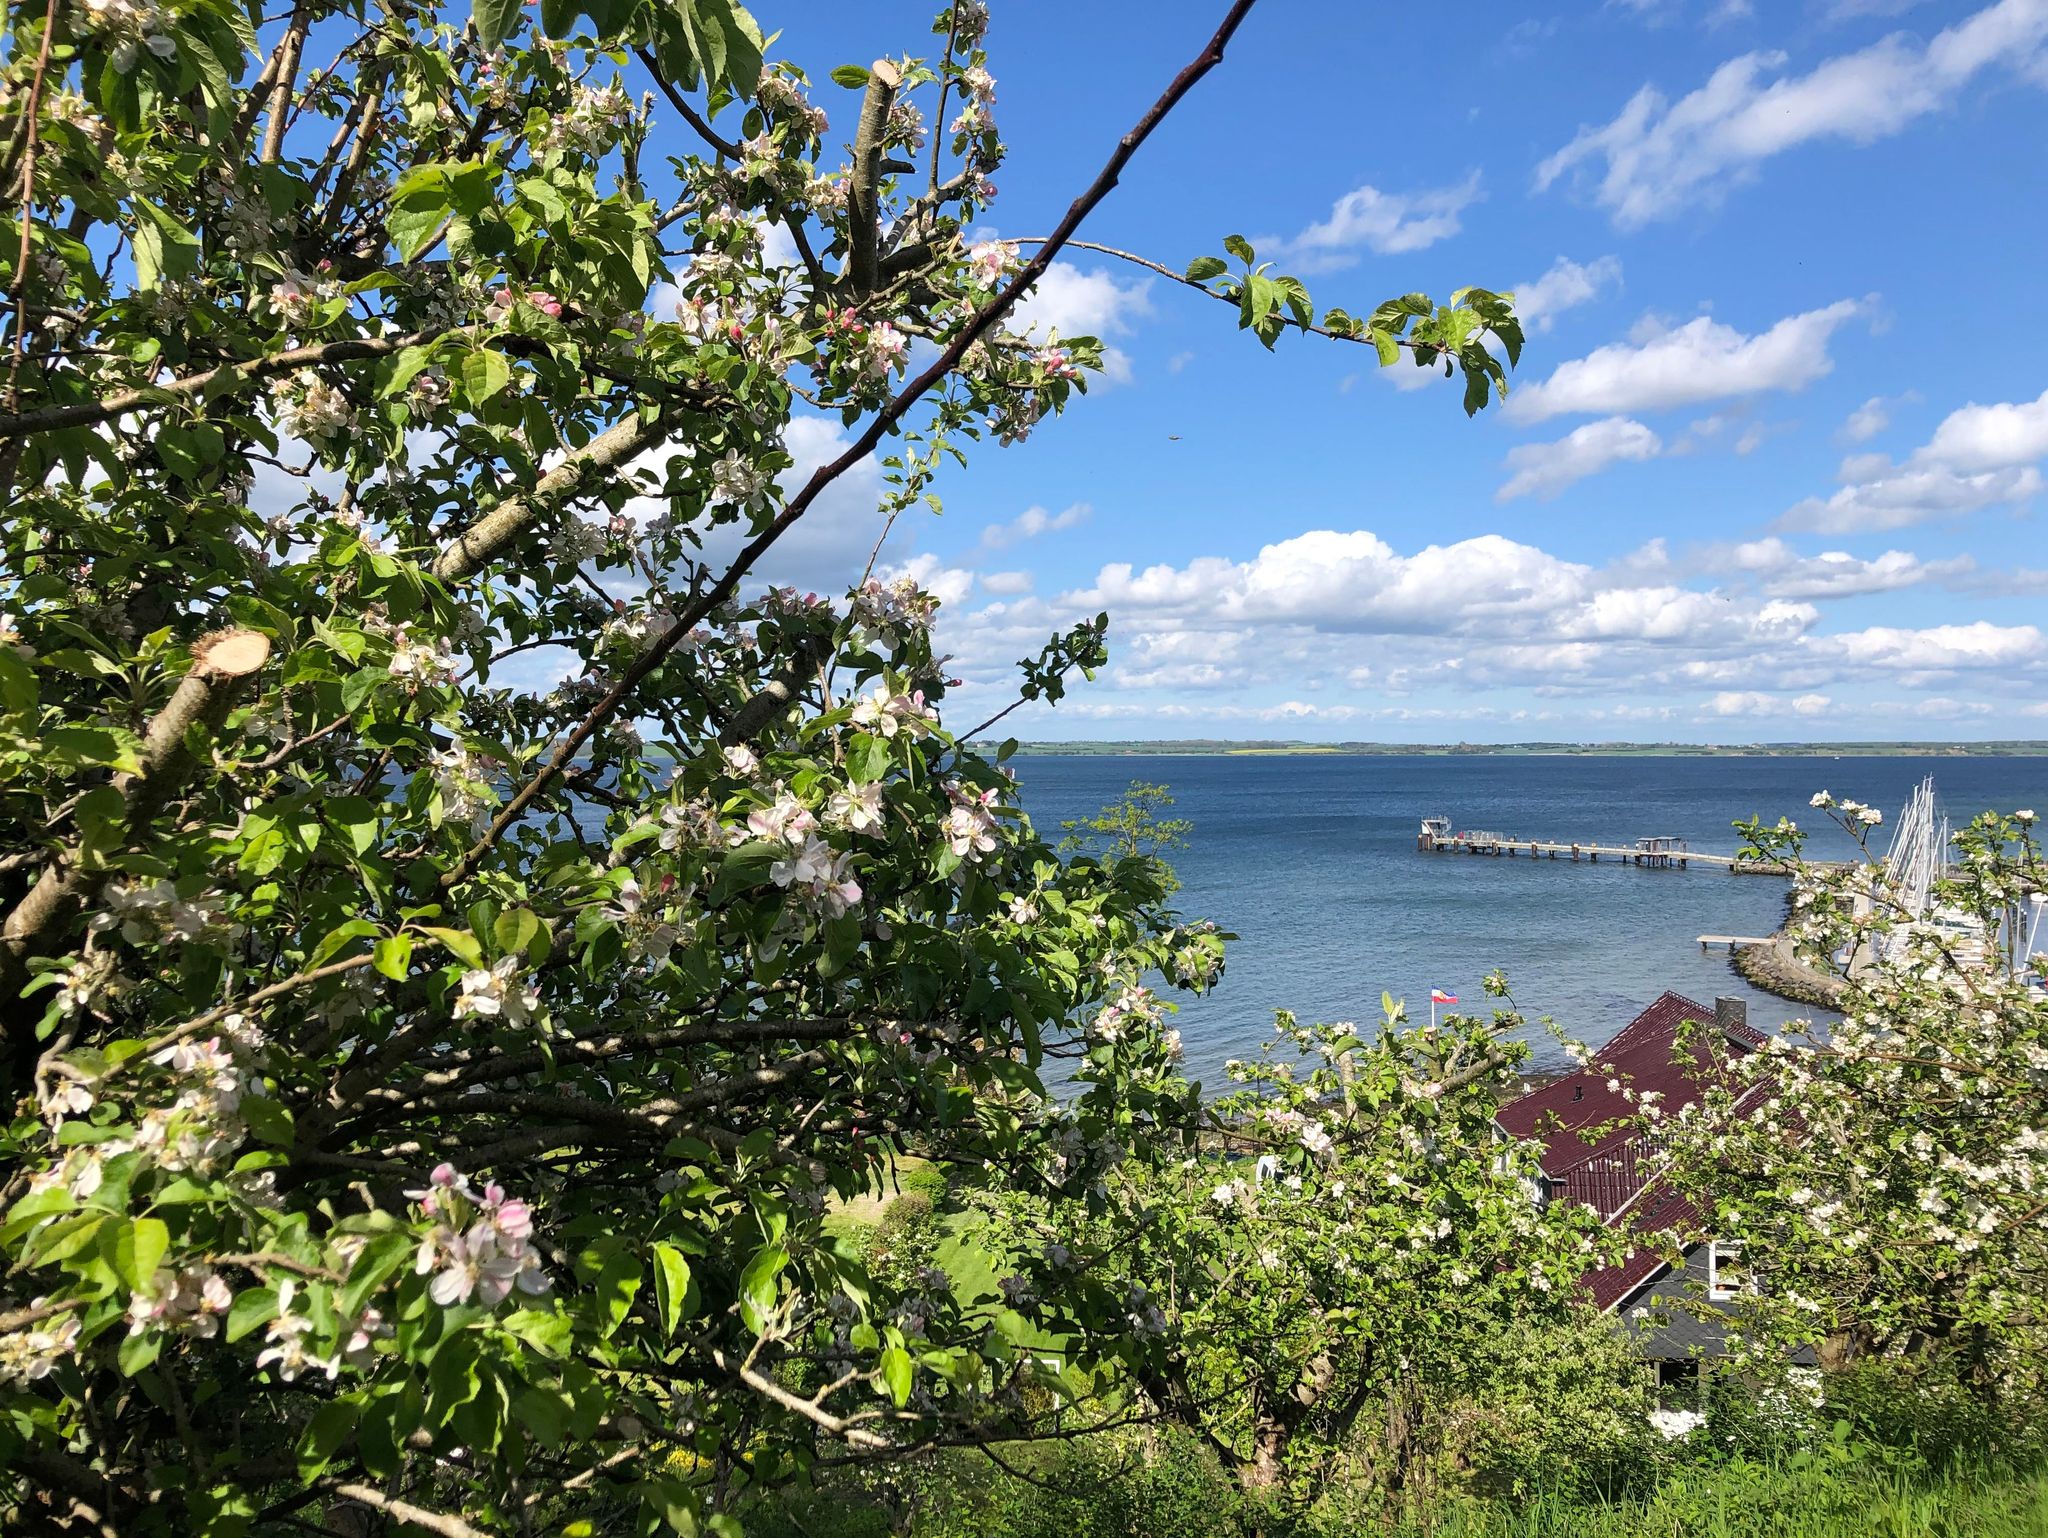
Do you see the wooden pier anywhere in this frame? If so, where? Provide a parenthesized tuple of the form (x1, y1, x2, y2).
(1697, 934, 1773, 951)
(1416, 817, 1791, 875)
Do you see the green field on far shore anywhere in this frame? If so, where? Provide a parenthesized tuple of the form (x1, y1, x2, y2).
(973, 739, 2048, 758)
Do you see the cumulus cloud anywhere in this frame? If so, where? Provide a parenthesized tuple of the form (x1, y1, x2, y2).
(1536, 0, 2048, 227)
(880, 552, 975, 610)
(1511, 255, 1623, 332)
(1808, 620, 2045, 672)
(1705, 690, 1830, 717)
(1266, 173, 1483, 272)
(1839, 394, 1897, 443)
(1013, 265, 1153, 383)
(1497, 416, 1662, 501)
(1913, 385, 2048, 471)
(927, 517, 2044, 739)
(1720, 537, 1977, 598)
(1504, 301, 1862, 423)
(1779, 464, 2043, 533)
(980, 570, 1034, 595)
(978, 501, 1091, 550)
(1781, 384, 2048, 532)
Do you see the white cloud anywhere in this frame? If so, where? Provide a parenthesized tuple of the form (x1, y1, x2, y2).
(980, 570, 1034, 595)
(1809, 620, 2046, 671)
(1912, 385, 2048, 472)
(1721, 537, 1977, 598)
(1706, 689, 1817, 716)
(880, 552, 975, 610)
(1839, 395, 1894, 442)
(1497, 416, 1662, 501)
(1505, 301, 1862, 423)
(1536, 0, 2048, 227)
(1266, 173, 1483, 272)
(1779, 464, 2042, 533)
(1511, 255, 1623, 333)
(1781, 385, 2048, 532)
(1013, 265, 1153, 383)
(978, 501, 1091, 550)
(929, 516, 2048, 738)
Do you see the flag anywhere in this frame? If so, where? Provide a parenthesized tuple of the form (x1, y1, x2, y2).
(1430, 988, 1457, 1005)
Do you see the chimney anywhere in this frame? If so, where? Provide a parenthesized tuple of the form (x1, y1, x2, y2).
(1715, 996, 1747, 1036)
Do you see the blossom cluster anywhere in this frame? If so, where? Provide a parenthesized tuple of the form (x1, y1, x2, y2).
(940, 781, 998, 862)
(849, 576, 939, 643)
(90, 879, 242, 949)
(453, 957, 541, 1029)
(541, 82, 635, 157)
(409, 1164, 552, 1307)
(851, 683, 935, 740)
(272, 371, 356, 443)
(0, 1306, 81, 1385)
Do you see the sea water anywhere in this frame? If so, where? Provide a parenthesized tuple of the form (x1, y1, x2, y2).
(1010, 753, 2048, 1087)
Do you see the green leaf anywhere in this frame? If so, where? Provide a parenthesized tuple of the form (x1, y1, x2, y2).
(298, 1399, 358, 1481)
(652, 1242, 692, 1337)
(462, 349, 512, 404)
(109, 1216, 170, 1291)
(713, 840, 783, 902)
(420, 926, 486, 968)
(514, 1384, 573, 1447)
(472, 0, 526, 52)
(594, 1247, 641, 1337)
(492, 907, 547, 962)
(830, 63, 871, 88)
(240, 1095, 295, 1148)
(1183, 255, 1228, 283)
(309, 918, 381, 968)
(737, 1242, 787, 1335)
(338, 1231, 415, 1321)
(118, 1330, 163, 1376)
(373, 933, 413, 981)
(1222, 234, 1255, 266)
(879, 1344, 912, 1407)
(227, 1285, 280, 1342)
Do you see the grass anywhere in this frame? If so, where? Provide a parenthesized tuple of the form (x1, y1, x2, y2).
(751, 1442, 2048, 1538)
(1384, 1460, 2048, 1537)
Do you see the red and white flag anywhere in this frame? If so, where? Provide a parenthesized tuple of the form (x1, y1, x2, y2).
(1429, 988, 1457, 1005)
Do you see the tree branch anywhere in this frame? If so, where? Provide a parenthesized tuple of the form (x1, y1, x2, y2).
(1011, 237, 1444, 358)
(0, 331, 441, 441)
(1, 629, 271, 1009)
(845, 60, 902, 297)
(436, 0, 1264, 895)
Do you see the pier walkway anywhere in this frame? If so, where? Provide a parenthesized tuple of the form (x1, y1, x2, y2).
(1416, 828, 1793, 875)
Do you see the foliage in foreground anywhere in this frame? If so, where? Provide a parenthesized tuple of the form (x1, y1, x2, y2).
(1668, 800, 2048, 1382)
(0, 0, 1536, 1529)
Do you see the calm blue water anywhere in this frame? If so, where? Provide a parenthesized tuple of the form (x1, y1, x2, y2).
(1011, 754, 2048, 1087)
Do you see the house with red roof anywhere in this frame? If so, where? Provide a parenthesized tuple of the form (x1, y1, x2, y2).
(1495, 990, 1773, 1373)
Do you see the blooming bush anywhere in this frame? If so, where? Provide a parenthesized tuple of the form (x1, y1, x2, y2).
(0, 0, 1525, 1530)
(1667, 801, 2048, 1389)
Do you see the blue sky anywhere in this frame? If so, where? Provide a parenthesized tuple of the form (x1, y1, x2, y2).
(749, 1, 2048, 741)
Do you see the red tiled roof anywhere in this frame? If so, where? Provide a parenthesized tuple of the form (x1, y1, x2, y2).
(1495, 991, 1760, 1184)
(1495, 991, 1766, 1310)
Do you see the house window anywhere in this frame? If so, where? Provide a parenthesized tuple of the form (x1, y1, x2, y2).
(1707, 1241, 1746, 1301)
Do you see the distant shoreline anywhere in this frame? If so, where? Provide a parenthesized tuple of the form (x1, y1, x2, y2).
(973, 740, 2048, 759)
